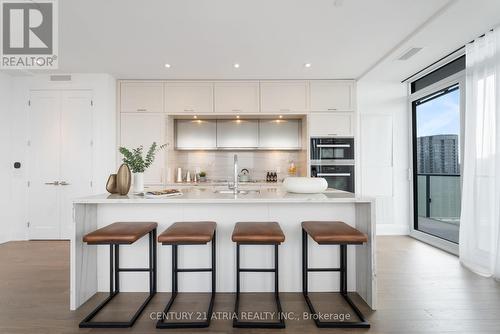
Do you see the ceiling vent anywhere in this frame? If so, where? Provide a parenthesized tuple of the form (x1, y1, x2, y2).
(397, 47, 423, 61)
(50, 75, 72, 81)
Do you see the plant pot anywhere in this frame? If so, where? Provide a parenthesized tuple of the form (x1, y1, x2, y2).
(133, 172, 145, 194)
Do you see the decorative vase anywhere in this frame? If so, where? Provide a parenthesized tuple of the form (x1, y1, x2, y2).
(133, 172, 145, 194)
(106, 174, 118, 194)
(116, 164, 131, 195)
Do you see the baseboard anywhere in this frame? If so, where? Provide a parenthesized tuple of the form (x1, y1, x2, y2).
(376, 224, 409, 235)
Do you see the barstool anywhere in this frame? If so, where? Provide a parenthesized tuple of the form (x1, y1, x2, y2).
(79, 222, 157, 328)
(156, 221, 216, 329)
(302, 221, 369, 328)
(231, 221, 286, 328)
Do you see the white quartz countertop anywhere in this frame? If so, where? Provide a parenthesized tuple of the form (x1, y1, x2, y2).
(73, 186, 374, 204)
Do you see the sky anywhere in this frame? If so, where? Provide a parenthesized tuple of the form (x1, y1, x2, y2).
(416, 89, 460, 138)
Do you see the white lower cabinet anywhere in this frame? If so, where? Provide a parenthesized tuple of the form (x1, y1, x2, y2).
(120, 113, 165, 184)
(308, 113, 355, 137)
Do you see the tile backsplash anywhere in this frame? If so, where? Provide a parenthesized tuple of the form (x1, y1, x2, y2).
(168, 150, 307, 182)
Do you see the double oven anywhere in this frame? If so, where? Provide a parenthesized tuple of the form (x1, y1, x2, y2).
(310, 137, 355, 193)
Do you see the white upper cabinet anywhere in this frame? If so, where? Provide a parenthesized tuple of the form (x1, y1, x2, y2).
(308, 113, 354, 137)
(120, 81, 164, 113)
(165, 81, 213, 114)
(120, 113, 165, 185)
(310, 80, 355, 112)
(214, 81, 260, 113)
(260, 81, 309, 113)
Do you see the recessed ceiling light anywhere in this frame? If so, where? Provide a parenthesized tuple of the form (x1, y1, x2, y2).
(236, 115, 240, 119)
(233, 63, 240, 69)
(279, 115, 283, 118)
(164, 63, 171, 68)
(304, 63, 312, 68)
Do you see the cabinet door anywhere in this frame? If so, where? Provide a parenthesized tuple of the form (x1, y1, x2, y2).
(217, 120, 259, 148)
(260, 81, 309, 113)
(214, 81, 259, 113)
(175, 119, 217, 149)
(259, 119, 301, 149)
(120, 81, 164, 113)
(308, 113, 354, 137)
(165, 81, 213, 113)
(120, 113, 165, 184)
(310, 80, 354, 112)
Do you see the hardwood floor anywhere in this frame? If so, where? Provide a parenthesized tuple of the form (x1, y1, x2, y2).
(1, 236, 499, 333)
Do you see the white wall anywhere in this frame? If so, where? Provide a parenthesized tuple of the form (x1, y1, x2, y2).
(357, 79, 410, 235)
(0, 72, 13, 243)
(9, 74, 116, 240)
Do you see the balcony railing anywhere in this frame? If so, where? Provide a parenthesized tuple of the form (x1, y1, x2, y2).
(417, 173, 461, 221)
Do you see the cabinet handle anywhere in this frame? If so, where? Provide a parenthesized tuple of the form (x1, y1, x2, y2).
(327, 134, 338, 136)
(60, 181, 71, 186)
(317, 144, 350, 148)
(317, 173, 351, 177)
(45, 181, 59, 185)
(280, 108, 290, 112)
(184, 108, 194, 112)
(327, 108, 337, 111)
(232, 109, 242, 112)
(137, 108, 147, 111)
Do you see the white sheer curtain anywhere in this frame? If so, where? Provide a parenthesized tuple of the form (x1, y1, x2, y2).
(460, 28, 500, 278)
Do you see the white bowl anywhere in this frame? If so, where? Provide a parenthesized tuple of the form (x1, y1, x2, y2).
(283, 177, 328, 194)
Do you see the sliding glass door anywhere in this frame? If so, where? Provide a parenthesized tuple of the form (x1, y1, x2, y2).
(412, 83, 463, 245)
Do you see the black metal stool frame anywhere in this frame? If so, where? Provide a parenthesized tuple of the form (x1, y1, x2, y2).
(79, 228, 157, 328)
(302, 228, 370, 328)
(156, 231, 216, 329)
(233, 242, 285, 329)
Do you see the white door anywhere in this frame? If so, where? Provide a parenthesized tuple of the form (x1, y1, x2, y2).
(28, 91, 61, 239)
(59, 90, 93, 239)
(28, 90, 93, 240)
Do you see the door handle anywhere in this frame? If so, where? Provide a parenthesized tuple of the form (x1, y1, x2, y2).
(45, 181, 60, 185)
(59, 181, 71, 186)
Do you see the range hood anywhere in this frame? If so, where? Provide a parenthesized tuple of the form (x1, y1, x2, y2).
(175, 118, 302, 150)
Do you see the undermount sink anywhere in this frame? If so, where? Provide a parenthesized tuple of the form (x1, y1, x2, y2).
(214, 189, 260, 195)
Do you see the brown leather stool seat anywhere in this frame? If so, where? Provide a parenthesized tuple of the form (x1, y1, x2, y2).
(302, 221, 367, 244)
(158, 221, 216, 244)
(232, 221, 285, 244)
(83, 222, 158, 244)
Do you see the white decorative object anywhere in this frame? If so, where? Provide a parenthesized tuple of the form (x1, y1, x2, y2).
(132, 172, 144, 194)
(283, 177, 328, 193)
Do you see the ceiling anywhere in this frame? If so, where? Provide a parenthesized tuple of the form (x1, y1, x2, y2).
(6, 0, 500, 80)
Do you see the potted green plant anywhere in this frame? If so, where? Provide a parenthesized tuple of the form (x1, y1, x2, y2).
(199, 171, 207, 182)
(119, 142, 166, 193)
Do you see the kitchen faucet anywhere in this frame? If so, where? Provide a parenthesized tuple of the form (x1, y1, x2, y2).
(229, 154, 239, 194)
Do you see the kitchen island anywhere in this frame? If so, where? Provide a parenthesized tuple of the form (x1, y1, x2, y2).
(71, 187, 376, 311)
